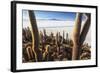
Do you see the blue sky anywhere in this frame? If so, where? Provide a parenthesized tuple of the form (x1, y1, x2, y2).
(22, 10, 86, 28)
(22, 10, 76, 21)
(34, 11, 76, 21)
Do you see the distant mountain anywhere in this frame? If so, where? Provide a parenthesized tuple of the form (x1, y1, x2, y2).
(50, 18, 61, 21)
(36, 18, 65, 21)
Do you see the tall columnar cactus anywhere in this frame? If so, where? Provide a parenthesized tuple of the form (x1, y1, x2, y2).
(66, 33, 68, 44)
(63, 30, 65, 43)
(72, 13, 91, 60)
(79, 14, 91, 46)
(28, 10, 42, 62)
(72, 13, 82, 60)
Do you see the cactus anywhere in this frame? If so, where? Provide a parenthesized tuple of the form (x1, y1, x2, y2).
(28, 10, 42, 61)
(72, 13, 91, 60)
(72, 13, 82, 60)
(79, 13, 91, 46)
